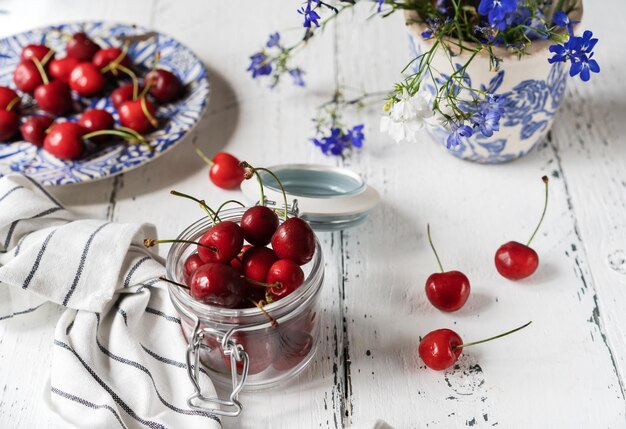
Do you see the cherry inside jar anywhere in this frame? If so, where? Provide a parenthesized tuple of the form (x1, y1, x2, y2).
(165, 207, 324, 391)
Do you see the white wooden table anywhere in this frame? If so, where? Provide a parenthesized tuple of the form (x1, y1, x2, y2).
(1, 1, 625, 428)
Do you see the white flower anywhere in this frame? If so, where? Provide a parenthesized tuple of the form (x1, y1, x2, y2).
(380, 88, 435, 143)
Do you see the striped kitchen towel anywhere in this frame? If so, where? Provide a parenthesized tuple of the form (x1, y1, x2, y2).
(0, 174, 221, 429)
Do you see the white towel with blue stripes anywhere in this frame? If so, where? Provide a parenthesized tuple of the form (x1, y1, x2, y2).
(0, 174, 221, 429)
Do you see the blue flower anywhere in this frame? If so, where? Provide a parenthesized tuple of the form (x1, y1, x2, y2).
(478, 0, 518, 30)
(312, 125, 365, 155)
(298, 3, 321, 28)
(446, 123, 473, 148)
(289, 68, 305, 87)
(247, 52, 272, 78)
(266, 32, 281, 48)
(472, 94, 505, 137)
(421, 17, 442, 40)
(376, 0, 384, 13)
(549, 30, 600, 82)
(553, 11, 578, 35)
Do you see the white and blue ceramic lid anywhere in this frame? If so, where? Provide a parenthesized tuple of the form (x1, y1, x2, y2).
(240, 164, 380, 231)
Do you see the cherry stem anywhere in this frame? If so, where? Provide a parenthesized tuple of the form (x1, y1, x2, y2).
(40, 48, 55, 67)
(113, 64, 139, 100)
(152, 50, 161, 72)
(116, 126, 153, 151)
(527, 176, 549, 246)
(242, 276, 281, 289)
(242, 163, 288, 221)
(247, 298, 278, 328)
(31, 57, 49, 85)
(140, 97, 159, 128)
(169, 190, 220, 224)
(214, 200, 246, 219)
(143, 238, 217, 252)
(159, 276, 190, 290)
(104, 41, 130, 76)
(452, 321, 533, 350)
(426, 224, 444, 273)
(193, 143, 214, 166)
(6, 97, 20, 112)
(84, 129, 143, 143)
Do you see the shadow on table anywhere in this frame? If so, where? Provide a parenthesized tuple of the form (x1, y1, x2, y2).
(51, 64, 239, 206)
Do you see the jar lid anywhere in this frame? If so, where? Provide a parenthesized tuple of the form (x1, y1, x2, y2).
(240, 164, 380, 231)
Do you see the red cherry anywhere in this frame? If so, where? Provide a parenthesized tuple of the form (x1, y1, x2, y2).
(271, 217, 315, 266)
(206, 152, 245, 190)
(266, 259, 305, 301)
(242, 246, 279, 287)
(43, 122, 87, 160)
(273, 330, 314, 372)
(241, 206, 279, 246)
(69, 62, 105, 96)
(20, 44, 54, 64)
(20, 116, 54, 146)
(225, 333, 273, 375)
(494, 176, 549, 281)
(111, 83, 142, 109)
(118, 99, 157, 134)
(230, 244, 252, 272)
(48, 57, 81, 84)
(13, 61, 44, 93)
(183, 253, 204, 283)
(425, 272, 471, 312)
(0, 110, 20, 141)
(0, 87, 20, 111)
(189, 262, 246, 308)
(418, 329, 463, 371)
(35, 81, 73, 116)
(197, 221, 244, 264)
(66, 32, 100, 61)
(92, 47, 132, 77)
(78, 109, 114, 136)
(495, 241, 539, 280)
(145, 69, 183, 102)
(424, 225, 470, 312)
(241, 285, 266, 307)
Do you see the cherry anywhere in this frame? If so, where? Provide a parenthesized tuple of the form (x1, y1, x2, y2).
(189, 262, 246, 308)
(424, 224, 470, 312)
(266, 259, 305, 301)
(48, 57, 81, 84)
(495, 176, 549, 281)
(195, 147, 245, 189)
(111, 83, 142, 109)
(20, 44, 54, 64)
(197, 221, 244, 264)
(0, 110, 19, 141)
(418, 321, 532, 371)
(35, 80, 73, 116)
(20, 116, 54, 146)
(92, 47, 132, 77)
(0, 87, 20, 111)
(66, 32, 100, 61)
(78, 109, 114, 137)
(118, 98, 158, 134)
(273, 330, 314, 372)
(69, 62, 105, 96)
(13, 61, 44, 93)
(271, 217, 316, 266)
(230, 244, 252, 272)
(183, 253, 204, 279)
(242, 246, 279, 287)
(43, 122, 87, 160)
(145, 69, 183, 103)
(241, 206, 279, 246)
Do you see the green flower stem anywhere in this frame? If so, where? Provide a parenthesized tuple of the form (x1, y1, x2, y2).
(452, 321, 533, 350)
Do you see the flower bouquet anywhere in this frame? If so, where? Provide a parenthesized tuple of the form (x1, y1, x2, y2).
(247, 0, 598, 162)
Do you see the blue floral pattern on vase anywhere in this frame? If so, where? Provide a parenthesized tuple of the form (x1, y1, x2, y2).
(409, 36, 567, 163)
(0, 22, 210, 186)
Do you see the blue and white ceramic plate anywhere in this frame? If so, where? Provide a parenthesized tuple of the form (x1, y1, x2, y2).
(0, 22, 209, 186)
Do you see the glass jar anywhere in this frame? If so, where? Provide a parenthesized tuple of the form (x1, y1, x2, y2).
(165, 207, 324, 416)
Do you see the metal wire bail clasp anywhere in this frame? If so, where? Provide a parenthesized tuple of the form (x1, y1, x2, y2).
(185, 319, 249, 417)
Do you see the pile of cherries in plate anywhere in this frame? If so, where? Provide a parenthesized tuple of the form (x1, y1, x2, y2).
(0, 31, 184, 159)
(418, 177, 549, 371)
(148, 160, 319, 375)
